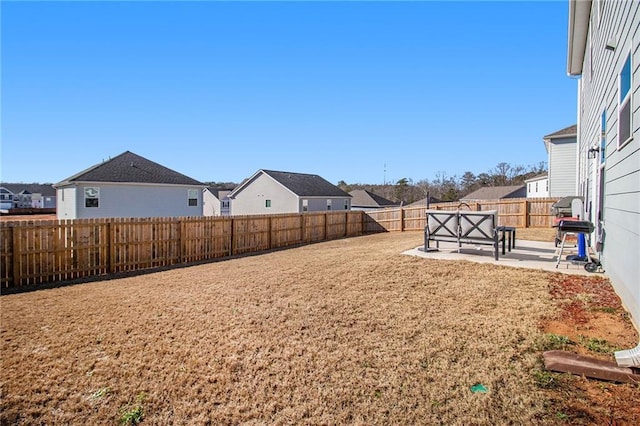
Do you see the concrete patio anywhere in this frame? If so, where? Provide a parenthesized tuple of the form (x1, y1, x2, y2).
(403, 238, 604, 276)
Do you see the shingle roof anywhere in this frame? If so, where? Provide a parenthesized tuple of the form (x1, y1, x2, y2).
(349, 189, 398, 208)
(231, 170, 350, 198)
(543, 124, 577, 139)
(406, 196, 443, 207)
(263, 170, 350, 197)
(56, 151, 204, 186)
(461, 185, 526, 201)
(524, 173, 548, 183)
(1, 183, 56, 197)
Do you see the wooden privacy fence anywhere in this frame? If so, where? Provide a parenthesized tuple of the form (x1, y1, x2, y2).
(1, 211, 364, 289)
(363, 197, 559, 232)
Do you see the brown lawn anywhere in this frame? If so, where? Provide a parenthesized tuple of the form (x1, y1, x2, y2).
(1, 231, 638, 424)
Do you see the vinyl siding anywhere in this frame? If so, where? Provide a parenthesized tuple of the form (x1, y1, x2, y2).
(230, 173, 299, 215)
(548, 138, 577, 197)
(57, 183, 204, 219)
(576, 0, 640, 328)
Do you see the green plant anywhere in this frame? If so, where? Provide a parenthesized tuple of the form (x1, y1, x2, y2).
(556, 411, 569, 421)
(90, 387, 110, 401)
(119, 392, 146, 425)
(533, 370, 559, 389)
(537, 333, 573, 351)
(581, 337, 619, 354)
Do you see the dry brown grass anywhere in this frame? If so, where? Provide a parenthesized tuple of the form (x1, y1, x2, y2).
(1, 231, 637, 424)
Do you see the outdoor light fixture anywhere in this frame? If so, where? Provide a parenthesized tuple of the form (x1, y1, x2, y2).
(588, 146, 600, 159)
(605, 37, 617, 51)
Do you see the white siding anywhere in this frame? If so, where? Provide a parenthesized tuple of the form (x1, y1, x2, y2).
(56, 187, 77, 219)
(203, 189, 219, 217)
(526, 177, 549, 198)
(56, 183, 204, 219)
(548, 138, 578, 197)
(576, 0, 640, 329)
(230, 173, 299, 215)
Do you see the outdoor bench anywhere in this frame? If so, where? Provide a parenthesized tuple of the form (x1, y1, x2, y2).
(424, 209, 500, 260)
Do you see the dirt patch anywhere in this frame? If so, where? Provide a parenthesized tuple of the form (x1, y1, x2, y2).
(1, 231, 638, 424)
(539, 274, 640, 424)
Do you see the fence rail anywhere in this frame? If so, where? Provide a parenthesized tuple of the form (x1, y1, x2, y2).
(363, 197, 560, 232)
(1, 198, 558, 289)
(1, 211, 364, 289)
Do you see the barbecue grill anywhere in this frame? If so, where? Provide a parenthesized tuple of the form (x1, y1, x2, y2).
(554, 219, 601, 272)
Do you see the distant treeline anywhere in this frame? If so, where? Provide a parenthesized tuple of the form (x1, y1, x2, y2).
(204, 162, 547, 205)
(337, 162, 547, 204)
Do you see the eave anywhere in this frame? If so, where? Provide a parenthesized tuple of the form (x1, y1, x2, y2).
(567, 0, 592, 76)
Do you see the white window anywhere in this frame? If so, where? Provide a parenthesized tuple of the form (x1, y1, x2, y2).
(618, 53, 632, 148)
(265, 199, 271, 208)
(188, 189, 198, 206)
(302, 199, 308, 212)
(326, 199, 332, 211)
(84, 187, 99, 208)
(344, 199, 349, 210)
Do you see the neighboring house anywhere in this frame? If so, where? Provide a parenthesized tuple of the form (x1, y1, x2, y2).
(460, 185, 526, 202)
(203, 187, 233, 216)
(525, 174, 549, 198)
(567, 0, 640, 356)
(349, 189, 399, 211)
(54, 151, 206, 219)
(228, 169, 351, 216)
(0, 183, 57, 209)
(543, 124, 578, 197)
(406, 195, 443, 207)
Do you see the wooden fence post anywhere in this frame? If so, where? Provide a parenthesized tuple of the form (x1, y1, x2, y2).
(229, 217, 235, 256)
(107, 221, 115, 274)
(522, 199, 529, 228)
(267, 215, 272, 249)
(400, 208, 405, 232)
(11, 225, 20, 287)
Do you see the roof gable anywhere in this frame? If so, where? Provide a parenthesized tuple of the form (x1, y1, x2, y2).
(56, 151, 204, 186)
(543, 124, 577, 139)
(461, 185, 526, 201)
(349, 189, 397, 207)
(231, 170, 350, 198)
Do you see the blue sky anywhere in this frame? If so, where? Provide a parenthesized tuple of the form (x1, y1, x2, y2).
(1, 0, 577, 186)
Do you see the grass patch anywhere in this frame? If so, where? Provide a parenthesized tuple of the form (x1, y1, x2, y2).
(119, 393, 146, 425)
(580, 336, 620, 354)
(536, 333, 574, 351)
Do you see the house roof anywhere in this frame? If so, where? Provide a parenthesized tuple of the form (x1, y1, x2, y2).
(461, 185, 526, 201)
(230, 169, 351, 198)
(1, 183, 57, 197)
(543, 124, 577, 139)
(525, 173, 548, 183)
(349, 189, 398, 208)
(206, 187, 233, 199)
(406, 196, 443, 207)
(56, 151, 204, 187)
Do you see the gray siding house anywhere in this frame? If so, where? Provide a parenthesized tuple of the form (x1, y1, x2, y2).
(228, 169, 351, 216)
(54, 151, 206, 219)
(0, 183, 57, 209)
(543, 125, 578, 197)
(567, 0, 640, 364)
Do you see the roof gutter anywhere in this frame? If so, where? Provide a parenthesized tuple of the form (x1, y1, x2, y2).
(567, 0, 592, 76)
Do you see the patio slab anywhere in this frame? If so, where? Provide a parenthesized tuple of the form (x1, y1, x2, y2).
(402, 239, 604, 276)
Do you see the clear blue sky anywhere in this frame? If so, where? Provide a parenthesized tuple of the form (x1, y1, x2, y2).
(1, 0, 577, 186)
